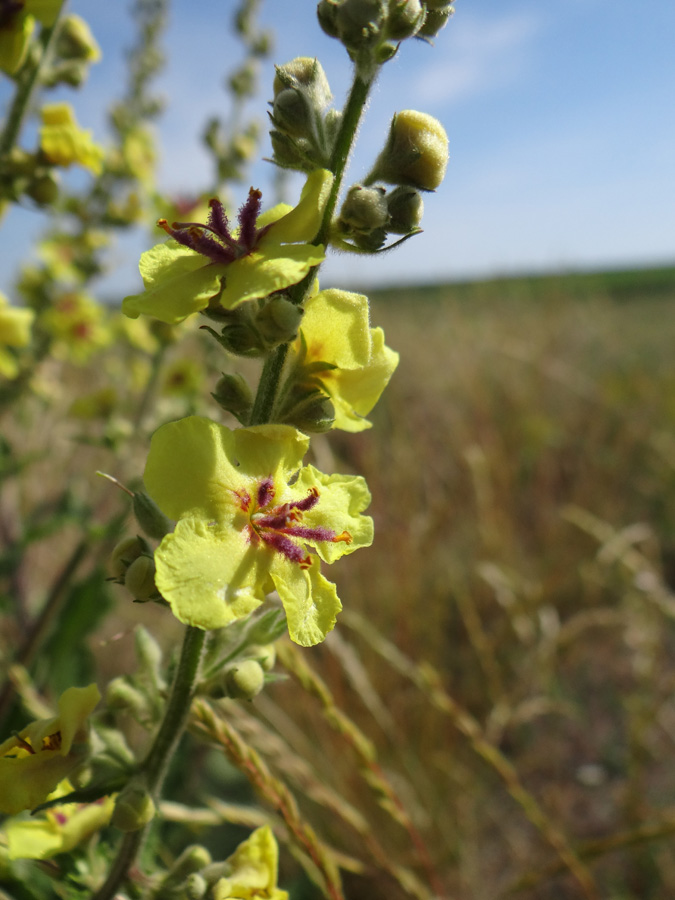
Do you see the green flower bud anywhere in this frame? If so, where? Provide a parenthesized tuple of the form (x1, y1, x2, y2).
(272, 88, 313, 139)
(55, 15, 101, 62)
(183, 873, 208, 899)
(25, 172, 59, 205)
(273, 57, 332, 110)
(162, 845, 213, 890)
(387, 0, 425, 40)
(106, 677, 150, 719)
(133, 490, 173, 539)
(281, 389, 336, 433)
(111, 782, 156, 833)
(317, 0, 340, 38)
(386, 185, 424, 233)
(425, 0, 454, 10)
(417, 3, 453, 38)
(124, 555, 158, 602)
(212, 372, 253, 422)
(270, 130, 313, 171)
(225, 660, 265, 700)
(352, 226, 387, 252)
(335, 0, 387, 49)
(339, 184, 389, 233)
(255, 296, 303, 345)
(249, 643, 277, 672)
(109, 536, 148, 579)
(373, 109, 449, 191)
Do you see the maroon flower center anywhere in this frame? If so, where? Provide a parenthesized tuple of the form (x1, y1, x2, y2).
(157, 188, 273, 266)
(235, 477, 350, 568)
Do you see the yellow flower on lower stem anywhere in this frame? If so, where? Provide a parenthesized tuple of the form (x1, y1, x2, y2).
(213, 826, 289, 900)
(4, 779, 115, 860)
(0, 292, 34, 378)
(144, 416, 373, 646)
(291, 287, 399, 432)
(0, 684, 100, 816)
(40, 103, 104, 175)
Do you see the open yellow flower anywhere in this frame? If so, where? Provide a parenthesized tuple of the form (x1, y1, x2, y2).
(122, 169, 332, 324)
(0, 684, 100, 815)
(40, 103, 104, 174)
(212, 826, 289, 900)
(144, 416, 373, 646)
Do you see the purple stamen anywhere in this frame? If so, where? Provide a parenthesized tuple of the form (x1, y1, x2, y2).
(258, 530, 309, 565)
(207, 198, 230, 239)
(279, 525, 337, 542)
(257, 478, 275, 509)
(238, 188, 263, 251)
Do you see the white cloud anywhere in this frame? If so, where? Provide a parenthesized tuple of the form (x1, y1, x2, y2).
(413, 11, 543, 105)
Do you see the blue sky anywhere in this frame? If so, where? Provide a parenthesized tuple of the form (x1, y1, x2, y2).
(1, 0, 674, 298)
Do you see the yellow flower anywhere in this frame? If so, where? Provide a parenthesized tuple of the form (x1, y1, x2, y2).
(212, 826, 289, 899)
(0, 292, 34, 378)
(40, 103, 104, 174)
(4, 780, 114, 860)
(0, 684, 100, 815)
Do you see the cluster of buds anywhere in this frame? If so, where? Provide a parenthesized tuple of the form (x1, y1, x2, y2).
(333, 109, 447, 252)
(41, 14, 101, 87)
(269, 57, 341, 171)
(202, 292, 304, 358)
(317, 0, 455, 69)
(0, 147, 59, 207)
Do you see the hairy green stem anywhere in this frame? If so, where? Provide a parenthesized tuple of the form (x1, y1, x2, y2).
(0, 11, 65, 158)
(249, 70, 376, 427)
(93, 625, 206, 900)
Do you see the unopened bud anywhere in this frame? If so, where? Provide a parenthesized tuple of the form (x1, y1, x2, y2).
(249, 644, 277, 672)
(124, 555, 158, 602)
(272, 89, 313, 139)
(212, 372, 253, 421)
(417, 3, 453, 38)
(183, 873, 209, 899)
(282, 390, 336, 433)
(273, 57, 332, 110)
(317, 0, 340, 38)
(106, 677, 149, 718)
(56, 15, 101, 62)
(110, 536, 148, 579)
(111, 782, 156, 832)
(335, 0, 388, 49)
(163, 845, 213, 889)
(339, 184, 389, 233)
(225, 660, 265, 700)
(386, 185, 424, 233)
(133, 490, 173, 540)
(387, 0, 425, 40)
(373, 109, 448, 191)
(255, 296, 303, 346)
(25, 172, 59, 205)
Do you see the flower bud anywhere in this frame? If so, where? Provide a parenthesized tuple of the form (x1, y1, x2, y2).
(317, 0, 340, 38)
(225, 660, 265, 700)
(373, 109, 448, 191)
(272, 89, 313, 138)
(282, 389, 336, 433)
(417, 3, 453, 38)
(352, 227, 387, 252)
(387, 0, 425, 40)
(162, 845, 213, 890)
(110, 536, 148, 579)
(111, 782, 156, 832)
(273, 57, 332, 110)
(386, 185, 424, 233)
(133, 490, 173, 539)
(25, 172, 60, 205)
(339, 184, 389, 233)
(335, 0, 387, 49)
(124, 555, 158, 602)
(55, 15, 101, 62)
(248, 643, 277, 672)
(212, 372, 253, 422)
(255, 296, 303, 346)
(106, 677, 150, 718)
(182, 873, 208, 899)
